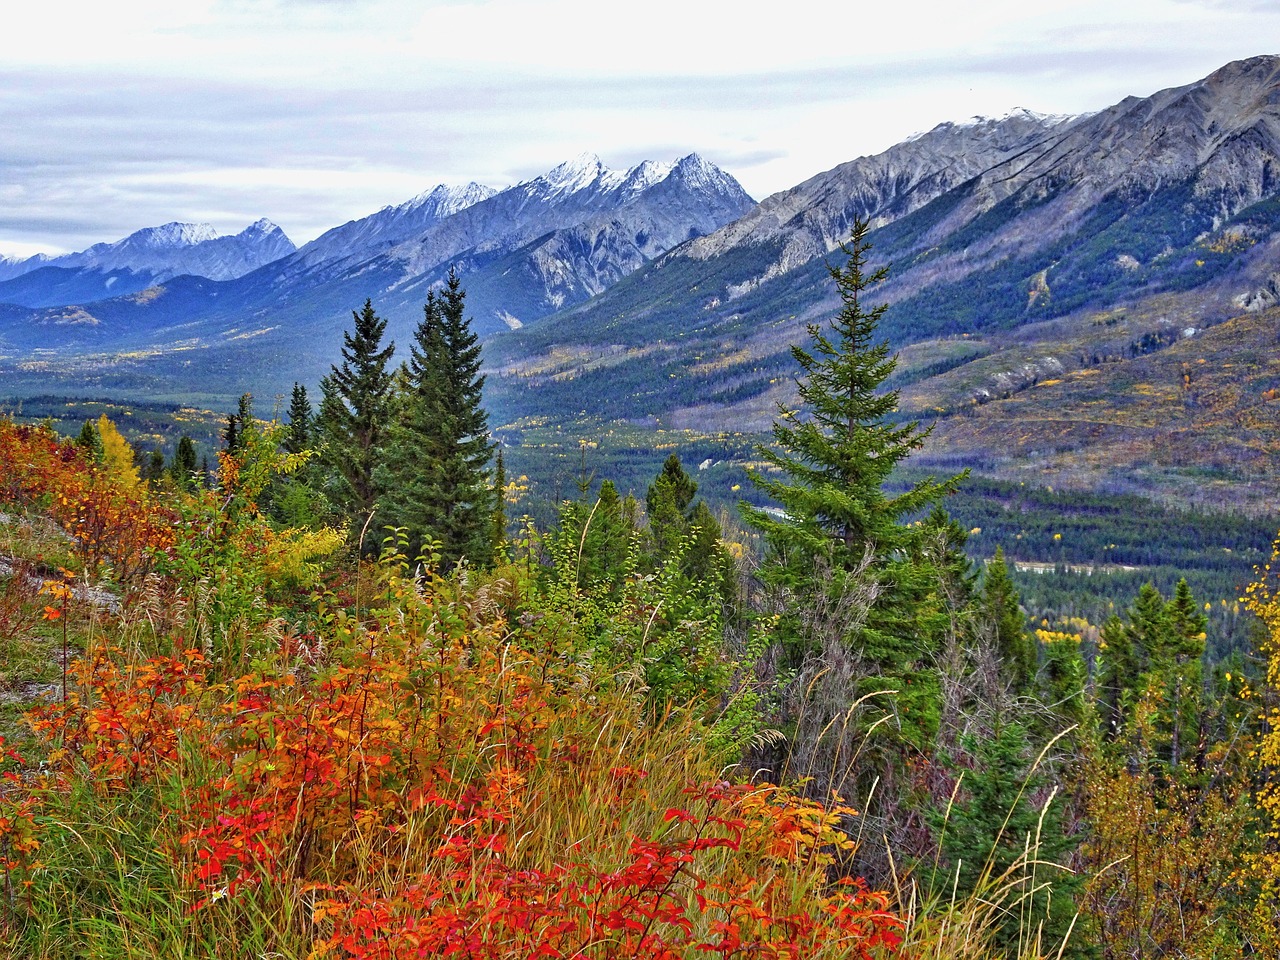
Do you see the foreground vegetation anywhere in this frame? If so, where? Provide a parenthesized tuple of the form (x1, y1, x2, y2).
(4, 231, 1280, 958)
(0, 417, 909, 958)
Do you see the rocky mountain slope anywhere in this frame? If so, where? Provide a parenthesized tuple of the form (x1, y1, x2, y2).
(486, 56, 1280, 416)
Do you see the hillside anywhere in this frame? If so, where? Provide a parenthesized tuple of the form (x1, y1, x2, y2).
(480, 55, 1280, 509)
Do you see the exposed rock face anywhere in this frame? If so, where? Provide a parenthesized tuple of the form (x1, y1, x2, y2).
(296, 183, 498, 268)
(683, 109, 1076, 265)
(665, 56, 1280, 293)
(1235, 271, 1280, 311)
(386, 153, 753, 294)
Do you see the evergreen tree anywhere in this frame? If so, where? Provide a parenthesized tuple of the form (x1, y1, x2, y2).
(646, 453, 699, 563)
(1039, 631, 1088, 727)
(556, 479, 633, 595)
(930, 723, 1082, 956)
(914, 505, 978, 651)
(1097, 613, 1137, 738)
(684, 499, 733, 598)
(170, 436, 199, 491)
(1124, 582, 1169, 671)
(740, 218, 965, 745)
(142, 449, 165, 485)
(375, 271, 493, 569)
(643, 455, 734, 602)
(75, 419, 103, 462)
(377, 292, 449, 562)
(222, 413, 239, 454)
(318, 299, 395, 541)
(647, 453, 698, 515)
(981, 547, 1035, 691)
(1156, 578, 1207, 769)
(434, 267, 494, 566)
(284, 382, 314, 455)
(238, 393, 254, 432)
(223, 393, 254, 455)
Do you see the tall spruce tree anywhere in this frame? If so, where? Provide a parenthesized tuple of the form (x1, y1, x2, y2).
(435, 267, 494, 566)
(377, 292, 449, 562)
(982, 547, 1035, 691)
(646, 453, 699, 563)
(741, 218, 965, 718)
(1161, 578, 1207, 769)
(75, 419, 103, 462)
(318, 299, 395, 541)
(170, 436, 199, 491)
(223, 393, 254, 455)
(645, 454, 733, 600)
(284, 383, 314, 455)
(376, 270, 493, 569)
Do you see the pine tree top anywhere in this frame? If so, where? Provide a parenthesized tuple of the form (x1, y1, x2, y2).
(745, 218, 964, 560)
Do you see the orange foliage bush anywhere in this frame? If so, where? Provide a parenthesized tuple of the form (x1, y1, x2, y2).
(0, 420, 174, 584)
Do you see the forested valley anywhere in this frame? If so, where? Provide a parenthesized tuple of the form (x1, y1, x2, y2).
(2, 224, 1280, 959)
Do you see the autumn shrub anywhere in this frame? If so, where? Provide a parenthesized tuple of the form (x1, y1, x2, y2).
(1, 523, 903, 958)
(0, 419, 174, 588)
(1242, 531, 1280, 950)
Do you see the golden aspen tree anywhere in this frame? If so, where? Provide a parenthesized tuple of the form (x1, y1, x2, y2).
(1243, 533, 1280, 946)
(96, 414, 141, 493)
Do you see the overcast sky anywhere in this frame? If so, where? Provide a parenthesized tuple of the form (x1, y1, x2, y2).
(1, 0, 1277, 257)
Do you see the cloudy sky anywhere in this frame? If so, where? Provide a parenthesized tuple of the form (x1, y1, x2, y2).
(1, 0, 1277, 257)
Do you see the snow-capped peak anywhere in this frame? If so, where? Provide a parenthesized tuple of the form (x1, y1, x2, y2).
(402, 182, 498, 217)
(907, 108, 1079, 142)
(124, 222, 220, 249)
(239, 218, 284, 237)
(668, 153, 731, 191)
(620, 159, 675, 193)
(531, 153, 620, 198)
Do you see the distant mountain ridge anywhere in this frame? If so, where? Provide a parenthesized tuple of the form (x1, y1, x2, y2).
(0, 151, 754, 360)
(0, 219, 297, 309)
(0, 219, 295, 284)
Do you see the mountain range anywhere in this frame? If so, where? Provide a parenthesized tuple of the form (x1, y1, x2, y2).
(3, 55, 1280, 509)
(0, 220, 296, 306)
(0, 151, 752, 366)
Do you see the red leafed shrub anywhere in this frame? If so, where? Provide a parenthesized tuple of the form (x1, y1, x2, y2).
(29, 647, 209, 788)
(0, 420, 174, 585)
(306, 783, 902, 960)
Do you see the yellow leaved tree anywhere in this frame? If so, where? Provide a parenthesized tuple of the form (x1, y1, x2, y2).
(96, 414, 141, 493)
(1244, 532, 1280, 946)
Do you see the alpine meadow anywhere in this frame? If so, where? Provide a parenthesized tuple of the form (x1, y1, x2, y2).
(6, 48, 1280, 959)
